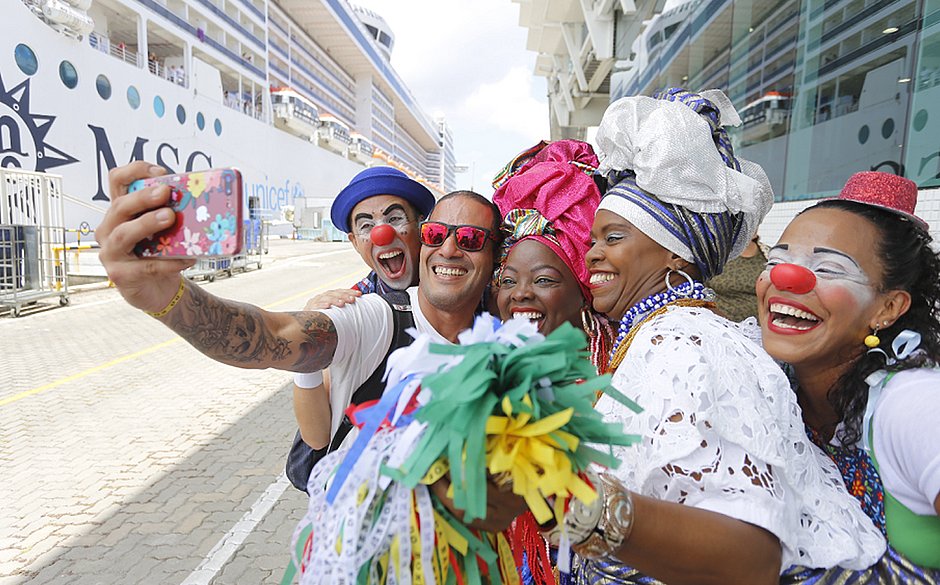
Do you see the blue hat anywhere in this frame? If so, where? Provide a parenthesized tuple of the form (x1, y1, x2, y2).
(331, 166, 435, 232)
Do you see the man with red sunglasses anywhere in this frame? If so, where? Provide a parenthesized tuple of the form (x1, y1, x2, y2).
(99, 164, 517, 525)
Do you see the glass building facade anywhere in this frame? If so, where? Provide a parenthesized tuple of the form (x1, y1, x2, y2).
(612, 0, 940, 203)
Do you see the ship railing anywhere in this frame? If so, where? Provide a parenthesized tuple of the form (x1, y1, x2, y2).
(88, 32, 140, 68)
(223, 97, 264, 120)
(147, 60, 187, 88)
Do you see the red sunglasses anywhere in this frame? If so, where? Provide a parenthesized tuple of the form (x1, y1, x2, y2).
(419, 221, 495, 252)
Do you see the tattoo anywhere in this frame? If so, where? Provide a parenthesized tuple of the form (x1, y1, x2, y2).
(290, 311, 338, 372)
(164, 282, 337, 371)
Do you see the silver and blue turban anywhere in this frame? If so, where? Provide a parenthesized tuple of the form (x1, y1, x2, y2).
(595, 88, 774, 280)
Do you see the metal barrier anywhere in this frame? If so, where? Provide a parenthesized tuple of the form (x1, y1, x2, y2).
(183, 219, 268, 282)
(0, 169, 69, 316)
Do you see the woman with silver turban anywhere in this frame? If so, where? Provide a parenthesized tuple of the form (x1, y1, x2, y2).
(542, 89, 885, 584)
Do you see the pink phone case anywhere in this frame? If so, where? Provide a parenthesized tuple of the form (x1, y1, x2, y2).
(132, 169, 243, 258)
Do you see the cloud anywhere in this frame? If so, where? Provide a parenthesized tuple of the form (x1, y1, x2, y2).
(355, 0, 550, 192)
(459, 66, 548, 138)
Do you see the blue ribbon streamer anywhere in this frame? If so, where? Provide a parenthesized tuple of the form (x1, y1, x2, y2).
(326, 374, 415, 504)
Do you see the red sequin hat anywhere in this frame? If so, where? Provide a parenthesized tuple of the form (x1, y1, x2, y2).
(836, 171, 927, 229)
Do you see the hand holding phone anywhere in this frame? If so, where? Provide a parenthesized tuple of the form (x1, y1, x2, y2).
(131, 168, 243, 258)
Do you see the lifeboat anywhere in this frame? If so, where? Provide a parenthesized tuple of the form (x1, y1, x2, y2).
(317, 114, 351, 154)
(271, 87, 320, 141)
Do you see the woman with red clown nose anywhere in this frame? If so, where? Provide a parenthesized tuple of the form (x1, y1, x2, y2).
(758, 171, 940, 581)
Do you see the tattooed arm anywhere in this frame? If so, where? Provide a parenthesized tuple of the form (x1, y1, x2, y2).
(161, 279, 338, 372)
(97, 161, 339, 372)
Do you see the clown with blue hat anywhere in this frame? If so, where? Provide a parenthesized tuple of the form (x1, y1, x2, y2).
(331, 166, 435, 293)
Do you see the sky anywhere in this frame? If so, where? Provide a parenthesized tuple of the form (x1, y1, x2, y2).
(355, 0, 550, 195)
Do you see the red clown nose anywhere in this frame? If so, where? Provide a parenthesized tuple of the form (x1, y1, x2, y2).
(770, 264, 816, 294)
(370, 224, 396, 247)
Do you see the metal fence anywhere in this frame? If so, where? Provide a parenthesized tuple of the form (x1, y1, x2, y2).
(0, 168, 69, 316)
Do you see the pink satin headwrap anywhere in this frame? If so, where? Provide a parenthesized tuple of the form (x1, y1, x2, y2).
(492, 140, 601, 301)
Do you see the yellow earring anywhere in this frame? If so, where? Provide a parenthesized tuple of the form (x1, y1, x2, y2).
(864, 326, 881, 349)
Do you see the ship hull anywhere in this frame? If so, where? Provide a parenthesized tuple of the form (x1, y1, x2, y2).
(1, 1, 364, 232)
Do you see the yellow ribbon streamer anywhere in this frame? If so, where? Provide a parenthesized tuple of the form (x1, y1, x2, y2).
(484, 395, 598, 524)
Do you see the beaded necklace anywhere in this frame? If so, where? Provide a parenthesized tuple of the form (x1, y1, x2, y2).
(606, 282, 715, 373)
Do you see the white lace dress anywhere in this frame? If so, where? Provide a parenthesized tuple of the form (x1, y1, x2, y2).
(592, 306, 885, 573)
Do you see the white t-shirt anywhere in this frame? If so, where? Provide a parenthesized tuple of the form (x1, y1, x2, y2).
(594, 306, 885, 571)
(872, 368, 940, 515)
(319, 287, 449, 447)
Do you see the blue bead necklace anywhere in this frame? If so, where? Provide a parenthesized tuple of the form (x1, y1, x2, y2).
(610, 281, 711, 364)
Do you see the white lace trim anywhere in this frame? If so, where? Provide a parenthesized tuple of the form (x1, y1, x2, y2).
(595, 306, 885, 571)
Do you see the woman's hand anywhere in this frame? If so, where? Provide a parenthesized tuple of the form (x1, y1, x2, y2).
(430, 475, 528, 532)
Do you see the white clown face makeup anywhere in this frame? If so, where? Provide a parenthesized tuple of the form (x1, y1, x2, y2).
(757, 206, 887, 371)
(765, 245, 871, 287)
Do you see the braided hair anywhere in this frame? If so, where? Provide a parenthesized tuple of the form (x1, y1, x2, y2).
(809, 199, 940, 445)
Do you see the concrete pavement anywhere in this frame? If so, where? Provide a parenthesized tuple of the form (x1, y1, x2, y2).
(0, 240, 367, 584)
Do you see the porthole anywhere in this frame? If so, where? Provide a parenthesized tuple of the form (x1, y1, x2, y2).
(58, 61, 78, 89)
(127, 86, 141, 109)
(14, 44, 38, 75)
(881, 118, 895, 139)
(858, 125, 870, 145)
(96, 74, 112, 99)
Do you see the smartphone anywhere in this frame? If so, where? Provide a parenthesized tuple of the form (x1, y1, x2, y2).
(131, 168, 243, 258)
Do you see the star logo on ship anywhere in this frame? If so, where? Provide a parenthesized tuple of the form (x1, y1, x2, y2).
(0, 71, 78, 171)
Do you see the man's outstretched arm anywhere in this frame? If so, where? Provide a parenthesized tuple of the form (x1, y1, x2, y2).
(159, 281, 338, 372)
(98, 161, 338, 372)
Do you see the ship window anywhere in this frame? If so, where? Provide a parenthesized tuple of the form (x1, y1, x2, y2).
(59, 61, 78, 89)
(214, 119, 223, 136)
(366, 24, 379, 40)
(96, 75, 112, 100)
(14, 44, 38, 75)
(648, 32, 662, 50)
(197, 112, 206, 130)
(379, 32, 391, 48)
(154, 96, 166, 118)
(881, 118, 894, 139)
(176, 105, 186, 124)
(913, 109, 927, 132)
(127, 86, 141, 109)
(858, 125, 870, 144)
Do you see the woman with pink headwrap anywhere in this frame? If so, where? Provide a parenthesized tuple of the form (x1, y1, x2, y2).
(491, 139, 613, 374)
(490, 139, 614, 583)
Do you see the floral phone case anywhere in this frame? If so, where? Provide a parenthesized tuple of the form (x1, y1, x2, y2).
(131, 168, 243, 258)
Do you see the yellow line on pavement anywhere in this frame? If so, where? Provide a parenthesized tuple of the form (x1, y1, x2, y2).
(1, 270, 362, 408)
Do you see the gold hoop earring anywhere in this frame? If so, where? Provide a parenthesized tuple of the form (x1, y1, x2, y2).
(581, 305, 597, 337)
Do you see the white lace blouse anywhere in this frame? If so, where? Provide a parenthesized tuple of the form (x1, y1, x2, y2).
(594, 306, 885, 571)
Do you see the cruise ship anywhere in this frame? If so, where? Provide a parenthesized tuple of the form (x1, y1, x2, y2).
(1, 0, 456, 233)
(514, 0, 940, 242)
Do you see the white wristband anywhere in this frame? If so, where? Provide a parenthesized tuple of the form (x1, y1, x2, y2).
(293, 371, 324, 389)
